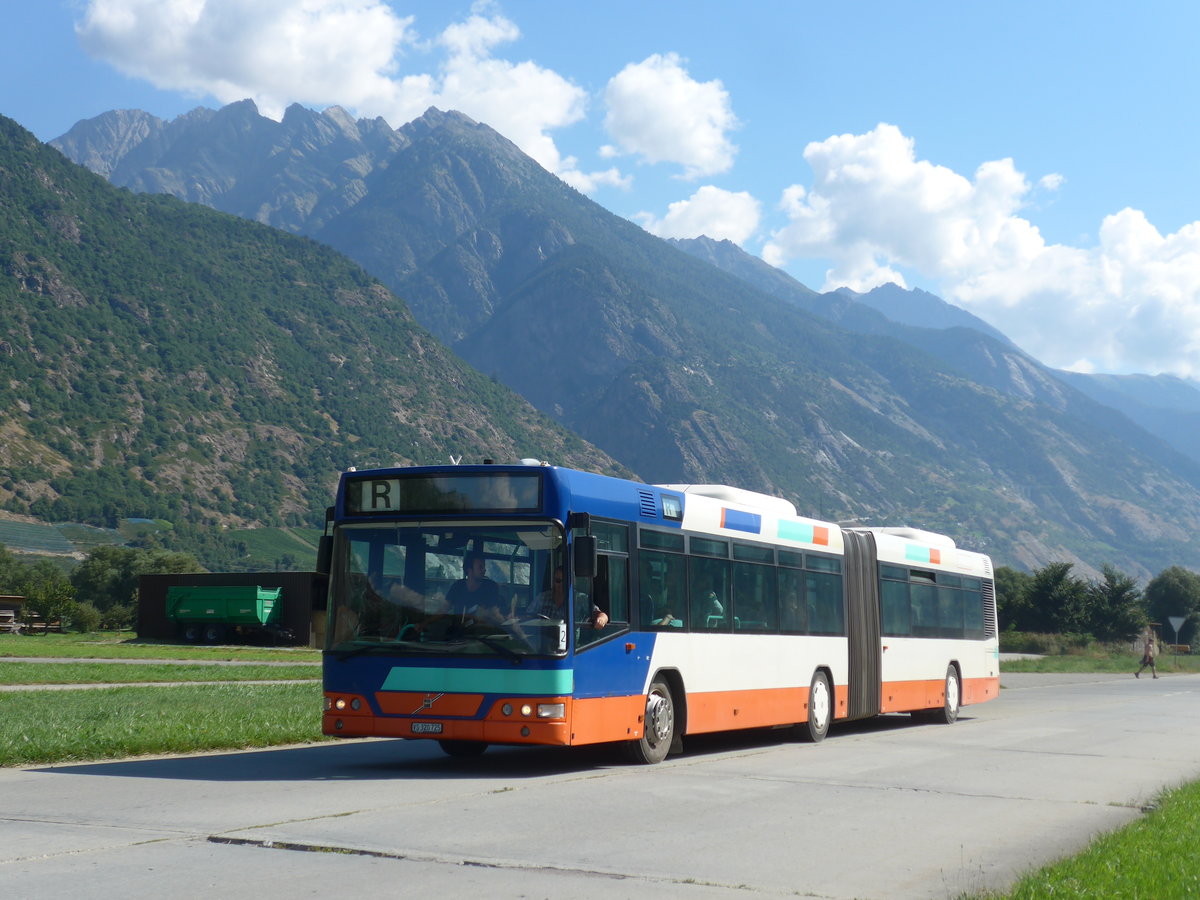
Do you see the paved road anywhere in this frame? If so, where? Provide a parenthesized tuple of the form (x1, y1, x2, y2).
(3, 672, 1199, 899)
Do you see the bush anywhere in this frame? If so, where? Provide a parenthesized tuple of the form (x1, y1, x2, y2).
(99, 603, 135, 631)
(1000, 631, 1093, 655)
(69, 601, 103, 633)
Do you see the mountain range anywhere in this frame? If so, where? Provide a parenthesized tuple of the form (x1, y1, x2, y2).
(8, 101, 1199, 578)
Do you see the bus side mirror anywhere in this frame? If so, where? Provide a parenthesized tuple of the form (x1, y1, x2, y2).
(573, 534, 597, 579)
(316, 506, 333, 574)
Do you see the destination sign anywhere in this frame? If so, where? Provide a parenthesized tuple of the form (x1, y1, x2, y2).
(345, 472, 543, 515)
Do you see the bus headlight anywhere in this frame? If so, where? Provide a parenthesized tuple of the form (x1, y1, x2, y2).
(350, 698, 362, 711)
(520, 704, 533, 717)
(536, 703, 565, 719)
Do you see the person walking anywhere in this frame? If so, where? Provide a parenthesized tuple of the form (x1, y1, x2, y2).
(1135, 627, 1158, 679)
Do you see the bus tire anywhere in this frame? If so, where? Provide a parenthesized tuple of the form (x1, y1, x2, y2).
(438, 740, 488, 758)
(802, 671, 832, 743)
(623, 680, 676, 764)
(936, 665, 961, 725)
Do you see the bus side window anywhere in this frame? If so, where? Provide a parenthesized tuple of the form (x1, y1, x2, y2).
(597, 554, 629, 623)
(640, 550, 686, 629)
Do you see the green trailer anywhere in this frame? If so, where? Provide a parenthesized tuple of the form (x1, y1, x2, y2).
(166, 585, 287, 644)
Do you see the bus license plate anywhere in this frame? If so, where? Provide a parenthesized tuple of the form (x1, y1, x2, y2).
(411, 722, 443, 734)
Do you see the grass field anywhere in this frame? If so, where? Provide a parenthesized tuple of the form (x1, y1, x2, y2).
(0, 661, 318, 684)
(977, 780, 1200, 899)
(0, 631, 320, 662)
(0, 682, 324, 767)
(1001, 648, 1200, 675)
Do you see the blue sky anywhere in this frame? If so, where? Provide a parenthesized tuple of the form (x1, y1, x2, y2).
(3, 1, 1200, 379)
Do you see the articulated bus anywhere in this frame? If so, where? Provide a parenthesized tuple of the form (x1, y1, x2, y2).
(321, 462, 999, 763)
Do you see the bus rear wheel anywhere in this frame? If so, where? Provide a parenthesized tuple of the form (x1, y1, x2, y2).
(438, 740, 488, 758)
(623, 680, 675, 764)
(936, 665, 961, 724)
(801, 671, 831, 743)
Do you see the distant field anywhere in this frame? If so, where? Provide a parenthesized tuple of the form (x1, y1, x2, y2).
(221, 526, 322, 569)
(0, 632, 320, 663)
(1, 518, 319, 570)
(0, 519, 74, 554)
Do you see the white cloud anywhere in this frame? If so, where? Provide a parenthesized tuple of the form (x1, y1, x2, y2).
(636, 185, 761, 245)
(75, 0, 622, 191)
(764, 123, 1200, 378)
(77, 0, 419, 118)
(603, 53, 738, 179)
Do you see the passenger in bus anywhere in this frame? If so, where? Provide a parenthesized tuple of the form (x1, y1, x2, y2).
(693, 575, 726, 628)
(446, 551, 503, 624)
(528, 567, 609, 629)
(649, 597, 679, 627)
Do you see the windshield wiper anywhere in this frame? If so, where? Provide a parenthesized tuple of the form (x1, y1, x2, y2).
(464, 633, 523, 662)
(332, 639, 441, 661)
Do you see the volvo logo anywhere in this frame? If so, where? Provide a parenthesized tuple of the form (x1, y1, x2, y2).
(414, 693, 444, 713)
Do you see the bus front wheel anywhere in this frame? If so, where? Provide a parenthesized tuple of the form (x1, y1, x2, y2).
(802, 671, 831, 743)
(623, 680, 676, 764)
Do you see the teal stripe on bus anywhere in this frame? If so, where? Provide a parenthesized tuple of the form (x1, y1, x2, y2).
(381, 667, 574, 695)
(905, 544, 932, 563)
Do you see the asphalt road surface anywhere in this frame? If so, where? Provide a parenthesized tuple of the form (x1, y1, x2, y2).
(3, 671, 1199, 899)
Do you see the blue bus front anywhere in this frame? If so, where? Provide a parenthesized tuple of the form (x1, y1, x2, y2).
(321, 464, 631, 750)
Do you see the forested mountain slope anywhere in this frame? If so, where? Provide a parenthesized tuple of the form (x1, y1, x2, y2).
(1, 114, 621, 540)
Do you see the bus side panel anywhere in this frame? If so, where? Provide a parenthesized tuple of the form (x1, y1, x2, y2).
(879, 637, 999, 712)
(569, 695, 651, 745)
(641, 632, 849, 734)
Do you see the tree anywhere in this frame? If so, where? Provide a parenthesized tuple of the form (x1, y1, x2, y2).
(17, 559, 75, 626)
(70, 546, 142, 612)
(1087, 565, 1145, 642)
(1144, 566, 1200, 645)
(1028, 562, 1091, 635)
(70, 545, 203, 612)
(995, 566, 1034, 632)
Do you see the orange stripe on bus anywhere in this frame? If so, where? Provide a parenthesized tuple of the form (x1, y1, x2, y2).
(569, 695, 650, 745)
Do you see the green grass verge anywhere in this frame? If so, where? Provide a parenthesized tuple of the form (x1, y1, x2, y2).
(0, 682, 326, 767)
(1001, 651, 1200, 675)
(0, 631, 321, 662)
(0, 661, 318, 684)
(979, 781, 1200, 898)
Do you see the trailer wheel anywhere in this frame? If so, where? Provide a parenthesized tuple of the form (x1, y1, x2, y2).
(203, 624, 225, 644)
(182, 624, 201, 643)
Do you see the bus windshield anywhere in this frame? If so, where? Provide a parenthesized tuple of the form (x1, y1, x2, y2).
(327, 521, 569, 658)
